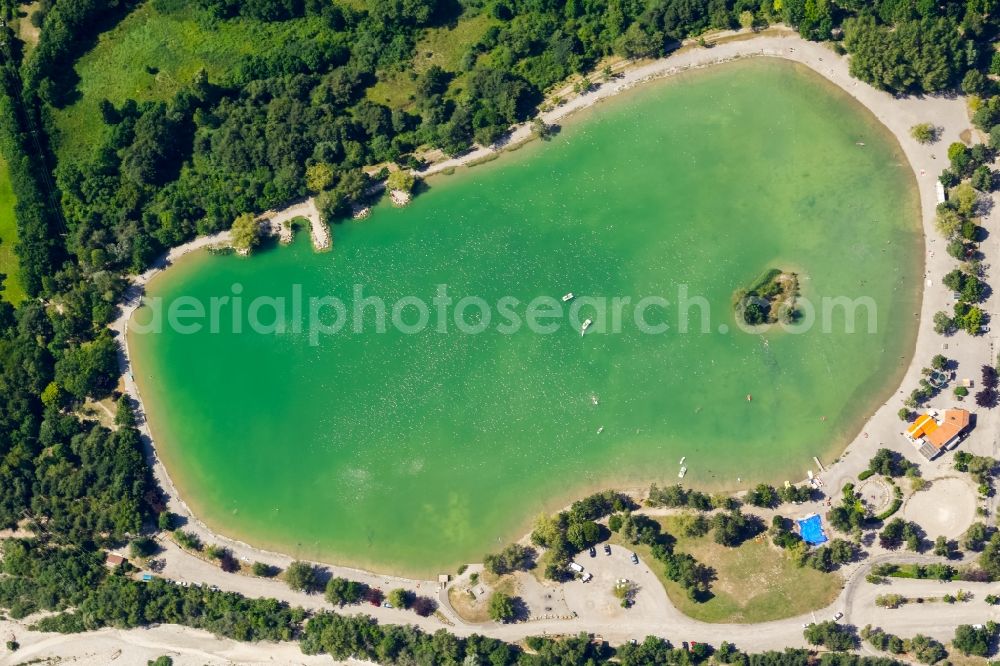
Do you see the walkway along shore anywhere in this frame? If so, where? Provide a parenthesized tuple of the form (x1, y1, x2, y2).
(96, 26, 1000, 657)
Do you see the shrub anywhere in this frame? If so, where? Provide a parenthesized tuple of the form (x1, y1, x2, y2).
(251, 562, 278, 577)
(746, 483, 778, 507)
(910, 123, 937, 144)
(876, 594, 906, 608)
(174, 531, 202, 551)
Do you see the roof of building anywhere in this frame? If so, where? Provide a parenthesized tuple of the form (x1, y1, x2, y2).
(916, 440, 940, 460)
(907, 413, 938, 440)
(105, 553, 125, 566)
(925, 408, 971, 449)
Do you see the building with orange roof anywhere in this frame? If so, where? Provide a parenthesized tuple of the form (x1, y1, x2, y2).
(904, 408, 972, 460)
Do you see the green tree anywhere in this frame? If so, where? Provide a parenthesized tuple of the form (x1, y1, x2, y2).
(907, 634, 947, 664)
(387, 588, 410, 609)
(933, 311, 957, 335)
(284, 561, 322, 594)
(488, 590, 516, 622)
(129, 536, 157, 559)
(953, 181, 979, 216)
(952, 622, 996, 656)
(386, 170, 416, 192)
(252, 561, 278, 577)
(157, 511, 175, 531)
(804, 621, 855, 650)
(325, 577, 367, 606)
(231, 213, 261, 253)
(305, 163, 335, 193)
(935, 206, 962, 237)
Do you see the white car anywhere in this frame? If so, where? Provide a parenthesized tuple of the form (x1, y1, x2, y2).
(833, 611, 843, 621)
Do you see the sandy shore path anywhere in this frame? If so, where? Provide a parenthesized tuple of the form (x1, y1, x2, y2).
(77, 25, 1000, 664)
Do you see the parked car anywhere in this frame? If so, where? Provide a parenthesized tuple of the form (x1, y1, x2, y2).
(589, 546, 596, 558)
(382, 602, 393, 609)
(630, 552, 639, 564)
(833, 611, 843, 621)
(603, 544, 611, 555)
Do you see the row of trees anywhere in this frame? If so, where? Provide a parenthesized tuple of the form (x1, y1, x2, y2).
(611, 512, 713, 600)
(932, 141, 994, 337)
(529, 489, 632, 579)
(860, 626, 947, 664)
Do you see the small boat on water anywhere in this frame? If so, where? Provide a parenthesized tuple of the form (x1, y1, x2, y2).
(591, 394, 599, 406)
(678, 466, 687, 479)
(746, 394, 752, 402)
(597, 426, 604, 434)
(581, 318, 593, 336)
(678, 456, 686, 465)
(562, 292, 574, 302)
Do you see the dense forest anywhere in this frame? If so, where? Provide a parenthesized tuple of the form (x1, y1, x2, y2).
(0, 0, 999, 660)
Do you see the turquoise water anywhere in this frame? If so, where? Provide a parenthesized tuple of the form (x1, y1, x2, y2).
(130, 59, 922, 575)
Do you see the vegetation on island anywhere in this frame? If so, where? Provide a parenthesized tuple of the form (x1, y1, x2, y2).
(734, 269, 799, 326)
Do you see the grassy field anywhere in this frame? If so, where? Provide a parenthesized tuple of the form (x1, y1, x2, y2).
(618, 515, 843, 624)
(14, 0, 42, 54)
(366, 14, 497, 109)
(0, 157, 25, 304)
(50, 3, 325, 161)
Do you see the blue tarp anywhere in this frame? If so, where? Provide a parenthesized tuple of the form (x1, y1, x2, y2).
(798, 514, 828, 545)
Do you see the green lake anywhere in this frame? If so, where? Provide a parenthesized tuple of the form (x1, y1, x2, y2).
(129, 59, 922, 576)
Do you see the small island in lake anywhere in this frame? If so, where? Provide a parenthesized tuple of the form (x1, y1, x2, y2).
(734, 268, 800, 325)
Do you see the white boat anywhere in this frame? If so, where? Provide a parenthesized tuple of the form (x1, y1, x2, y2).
(678, 456, 686, 465)
(581, 318, 593, 336)
(562, 292, 574, 302)
(591, 394, 599, 406)
(678, 466, 687, 479)
(597, 426, 604, 434)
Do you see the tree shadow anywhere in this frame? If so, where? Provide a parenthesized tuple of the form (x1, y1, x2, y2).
(511, 595, 531, 622)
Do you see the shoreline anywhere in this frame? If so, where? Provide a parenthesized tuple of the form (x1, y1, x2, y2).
(110, 29, 969, 584)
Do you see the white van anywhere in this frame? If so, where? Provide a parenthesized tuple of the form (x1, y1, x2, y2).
(568, 562, 584, 573)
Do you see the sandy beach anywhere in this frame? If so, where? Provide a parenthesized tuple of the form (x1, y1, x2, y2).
(60, 25, 1000, 664)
